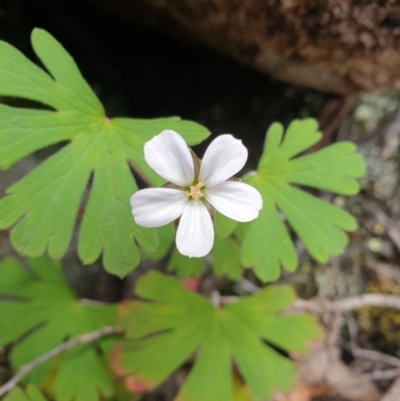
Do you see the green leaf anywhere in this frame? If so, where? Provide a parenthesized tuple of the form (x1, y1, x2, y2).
(215, 212, 237, 239)
(141, 224, 175, 262)
(167, 235, 242, 281)
(167, 248, 204, 279)
(3, 385, 48, 401)
(53, 346, 113, 401)
(117, 271, 321, 401)
(211, 237, 242, 279)
(241, 119, 365, 281)
(232, 383, 251, 401)
(0, 29, 210, 277)
(0, 257, 117, 401)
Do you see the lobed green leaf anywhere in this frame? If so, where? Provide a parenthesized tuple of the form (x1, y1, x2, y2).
(3, 385, 48, 401)
(117, 271, 321, 401)
(214, 212, 237, 239)
(0, 29, 210, 276)
(0, 257, 117, 401)
(167, 249, 204, 279)
(241, 119, 365, 281)
(212, 237, 242, 279)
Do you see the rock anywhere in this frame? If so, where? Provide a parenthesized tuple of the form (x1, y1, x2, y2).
(382, 378, 400, 401)
(0, 157, 37, 199)
(0, 157, 37, 259)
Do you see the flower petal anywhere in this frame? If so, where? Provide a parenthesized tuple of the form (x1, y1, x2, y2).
(144, 130, 194, 186)
(176, 200, 214, 257)
(199, 134, 248, 187)
(131, 188, 188, 227)
(203, 181, 262, 222)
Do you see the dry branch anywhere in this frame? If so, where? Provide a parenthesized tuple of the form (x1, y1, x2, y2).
(292, 294, 400, 314)
(0, 325, 123, 397)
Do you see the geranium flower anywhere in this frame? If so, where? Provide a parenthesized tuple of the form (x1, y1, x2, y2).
(130, 130, 262, 257)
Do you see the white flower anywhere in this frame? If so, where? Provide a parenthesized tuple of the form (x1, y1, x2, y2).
(130, 130, 262, 257)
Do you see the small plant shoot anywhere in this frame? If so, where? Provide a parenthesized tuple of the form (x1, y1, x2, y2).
(0, 29, 367, 401)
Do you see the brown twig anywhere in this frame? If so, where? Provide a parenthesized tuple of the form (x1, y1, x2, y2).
(366, 259, 400, 285)
(0, 326, 123, 397)
(292, 294, 400, 314)
(222, 292, 400, 312)
(341, 340, 400, 368)
(366, 367, 400, 382)
(341, 368, 400, 392)
(327, 259, 346, 349)
(381, 108, 400, 160)
(353, 347, 400, 368)
(382, 377, 400, 401)
(236, 277, 260, 294)
(127, 160, 152, 187)
(364, 201, 400, 252)
(309, 96, 355, 152)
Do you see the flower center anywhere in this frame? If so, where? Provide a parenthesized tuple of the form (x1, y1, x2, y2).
(185, 183, 205, 200)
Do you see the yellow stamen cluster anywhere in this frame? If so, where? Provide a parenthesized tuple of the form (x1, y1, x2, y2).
(185, 183, 205, 200)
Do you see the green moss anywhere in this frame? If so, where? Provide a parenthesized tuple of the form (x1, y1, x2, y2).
(356, 283, 400, 351)
(354, 91, 400, 131)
